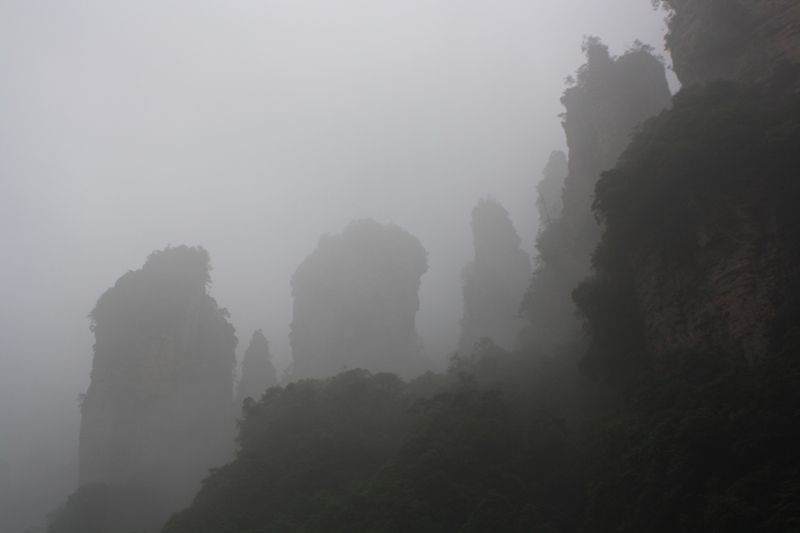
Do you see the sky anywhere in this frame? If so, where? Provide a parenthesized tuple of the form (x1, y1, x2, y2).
(0, 0, 677, 524)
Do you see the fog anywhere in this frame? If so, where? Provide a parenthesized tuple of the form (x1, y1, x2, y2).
(0, 1, 677, 528)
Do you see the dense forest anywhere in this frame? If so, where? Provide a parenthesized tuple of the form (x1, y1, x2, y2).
(38, 1, 800, 532)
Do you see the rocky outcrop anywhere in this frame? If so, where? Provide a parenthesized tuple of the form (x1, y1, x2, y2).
(77, 245, 237, 529)
(663, 0, 800, 92)
(236, 329, 278, 402)
(289, 220, 428, 380)
(458, 198, 531, 355)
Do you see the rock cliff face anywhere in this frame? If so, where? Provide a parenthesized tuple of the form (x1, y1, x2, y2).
(289, 220, 428, 380)
(521, 41, 671, 354)
(635, 185, 793, 361)
(663, 0, 800, 92)
(78, 245, 237, 527)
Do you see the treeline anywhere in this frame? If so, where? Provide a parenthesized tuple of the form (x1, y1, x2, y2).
(161, 338, 800, 532)
(162, 345, 585, 533)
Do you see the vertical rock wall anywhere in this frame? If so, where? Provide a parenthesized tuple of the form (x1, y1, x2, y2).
(78, 245, 237, 527)
(289, 220, 428, 380)
(458, 197, 531, 355)
(634, 186, 789, 360)
(663, 0, 800, 92)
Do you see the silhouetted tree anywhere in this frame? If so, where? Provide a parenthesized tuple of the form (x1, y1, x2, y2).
(161, 370, 425, 533)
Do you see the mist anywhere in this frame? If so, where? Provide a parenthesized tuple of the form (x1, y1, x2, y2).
(0, 1, 676, 529)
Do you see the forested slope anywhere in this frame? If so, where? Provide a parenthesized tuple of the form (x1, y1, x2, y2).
(162, 346, 587, 533)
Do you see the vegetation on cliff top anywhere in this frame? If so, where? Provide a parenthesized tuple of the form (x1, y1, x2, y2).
(161, 345, 587, 533)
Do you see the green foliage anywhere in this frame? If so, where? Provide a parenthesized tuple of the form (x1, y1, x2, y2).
(161, 370, 425, 533)
(593, 82, 800, 260)
(570, 82, 800, 529)
(572, 268, 644, 385)
(47, 483, 164, 533)
(144, 317, 800, 532)
(160, 346, 591, 533)
(521, 37, 670, 360)
(582, 346, 800, 532)
(576, 83, 800, 383)
(336, 382, 530, 532)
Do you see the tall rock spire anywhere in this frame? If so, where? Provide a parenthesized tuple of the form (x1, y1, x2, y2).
(458, 197, 532, 355)
(520, 39, 671, 355)
(77, 245, 237, 530)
